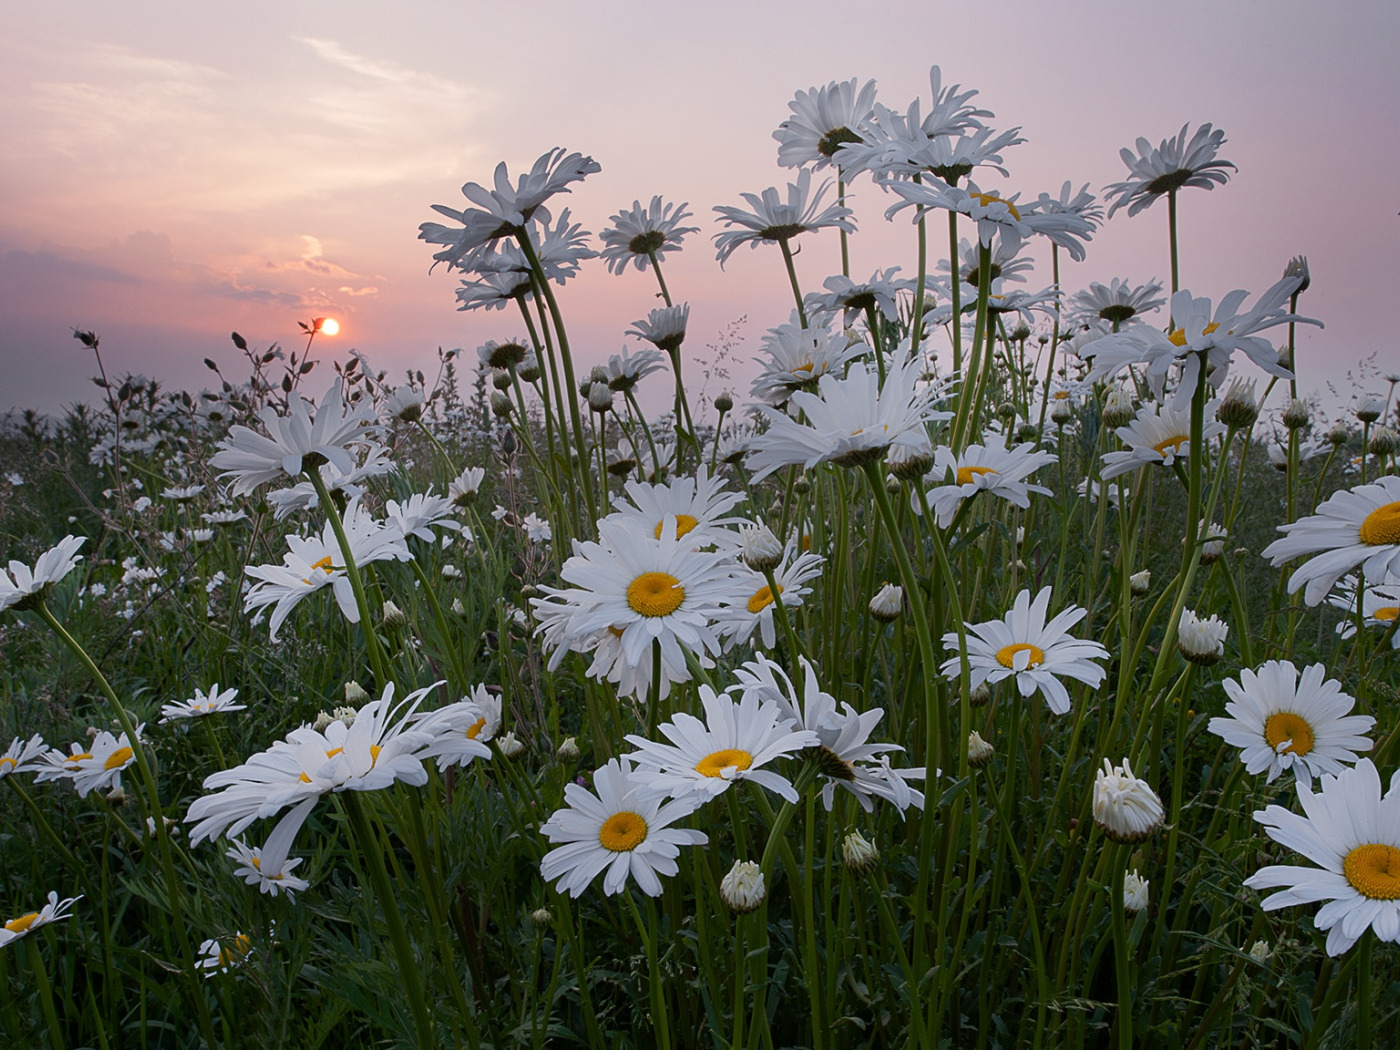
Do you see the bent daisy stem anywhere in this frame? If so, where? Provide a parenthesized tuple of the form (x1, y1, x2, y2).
(779, 238, 809, 329)
(32, 600, 217, 1046)
(340, 793, 436, 1050)
(306, 468, 390, 691)
(910, 209, 928, 361)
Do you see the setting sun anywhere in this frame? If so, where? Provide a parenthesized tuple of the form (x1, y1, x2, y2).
(317, 317, 340, 336)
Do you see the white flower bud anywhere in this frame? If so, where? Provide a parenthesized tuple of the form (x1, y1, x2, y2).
(869, 583, 904, 622)
(1102, 388, 1135, 429)
(1178, 608, 1227, 665)
(1093, 758, 1164, 843)
(380, 600, 406, 632)
(741, 524, 784, 572)
(556, 737, 580, 762)
(842, 831, 880, 875)
(1283, 398, 1310, 431)
(1123, 869, 1150, 914)
(497, 731, 524, 758)
(967, 730, 994, 768)
(344, 681, 370, 705)
(530, 907, 553, 929)
(1357, 397, 1383, 424)
(720, 860, 767, 913)
(1216, 379, 1259, 429)
(1129, 570, 1151, 595)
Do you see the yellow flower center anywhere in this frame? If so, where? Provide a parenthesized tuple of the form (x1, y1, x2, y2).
(0, 757, 15, 772)
(4, 912, 39, 934)
(607, 625, 625, 638)
(1152, 435, 1189, 457)
(311, 556, 335, 573)
(996, 643, 1045, 669)
(695, 748, 754, 778)
(598, 811, 649, 852)
(218, 933, 252, 967)
(970, 192, 1020, 220)
(466, 717, 487, 740)
(1359, 502, 1400, 546)
(1342, 843, 1400, 900)
(627, 572, 685, 617)
(1263, 712, 1315, 756)
(65, 752, 93, 764)
(956, 465, 998, 485)
(653, 514, 699, 540)
(104, 746, 134, 771)
(747, 584, 783, 614)
(1374, 606, 1399, 623)
(792, 362, 816, 375)
(1168, 321, 1220, 347)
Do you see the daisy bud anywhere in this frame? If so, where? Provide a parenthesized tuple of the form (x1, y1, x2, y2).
(888, 440, 935, 482)
(1356, 397, 1383, 424)
(714, 391, 734, 414)
(741, 524, 784, 572)
(869, 583, 904, 623)
(885, 475, 902, 496)
(380, 601, 406, 632)
(105, 785, 127, 804)
(1198, 523, 1227, 564)
(344, 681, 370, 705)
(1328, 423, 1350, 446)
(1017, 423, 1041, 444)
(793, 474, 812, 496)
(967, 730, 994, 768)
(1247, 940, 1273, 965)
(1283, 255, 1310, 295)
(720, 860, 767, 914)
(497, 731, 524, 758)
(842, 831, 880, 876)
(1283, 399, 1310, 431)
(1051, 399, 1074, 425)
(1178, 608, 1228, 665)
(996, 402, 1017, 421)
(490, 392, 513, 418)
(491, 369, 513, 391)
(1123, 869, 1150, 914)
(1369, 427, 1399, 457)
(451, 598, 467, 615)
(517, 351, 541, 383)
(588, 383, 613, 414)
(1216, 379, 1259, 429)
(1010, 324, 1032, 343)
(1102, 389, 1135, 429)
(313, 711, 335, 731)
(332, 706, 358, 727)
(556, 736, 580, 763)
(1092, 758, 1164, 844)
(146, 816, 179, 838)
(1129, 570, 1151, 595)
(530, 907, 553, 929)
(969, 682, 991, 708)
(86, 727, 100, 740)
(1268, 444, 1289, 471)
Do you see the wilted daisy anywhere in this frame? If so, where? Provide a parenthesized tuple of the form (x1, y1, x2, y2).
(160, 684, 246, 724)
(745, 348, 951, 482)
(750, 315, 867, 407)
(1104, 123, 1236, 218)
(625, 682, 817, 804)
(1093, 758, 1164, 843)
(0, 536, 86, 612)
(540, 757, 707, 898)
(1243, 759, 1400, 956)
(713, 169, 856, 266)
(0, 892, 81, 948)
(598, 196, 699, 274)
(918, 442, 1055, 528)
(774, 77, 878, 170)
(941, 587, 1110, 715)
(1263, 475, 1400, 606)
(34, 727, 143, 798)
(210, 383, 379, 497)
(1100, 399, 1226, 480)
(1208, 661, 1375, 789)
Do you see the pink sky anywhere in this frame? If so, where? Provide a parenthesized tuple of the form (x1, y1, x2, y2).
(3, 0, 1397, 420)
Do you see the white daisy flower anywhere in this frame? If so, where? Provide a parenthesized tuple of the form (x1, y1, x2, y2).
(385, 491, 462, 544)
(1208, 661, 1375, 789)
(598, 196, 699, 275)
(530, 517, 736, 673)
(805, 269, 911, 327)
(1104, 123, 1236, 218)
(540, 757, 707, 898)
(1100, 399, 1225, 481)
(745, 347, 952, 483)
(712, 169, 855, 267)
(162, 484, 206, 502)
(381, 387, 425, 424)
(1092, 758, 1164, 843)
(732, 655, 924, 814)
(409, 684, 498, 771)
(1070, 278, 1166, 329)
(1243, 759, 1400, 956)
(718, 545, 826, 650)
(0, 734, 47, 779)
(918, 442, 1055, 528)
(883, 180, 1094, 261)
(195, 932, 253, 975)
(940, 587, 1109, 715)
(0, 892, 82, 948)
(626, 303, 689, 355)
(774, 77, 878, 171)
(0, 536, 86, 612)
(225, 799, 314, 898)
(605, 345, 667, 392)
(33, 727, 142, 798)
(750, 315, 867, 407)
(605, 466, 749, 548)
(448, 467, 485, 506)
(266, 443, 397, 521)
(1263, 475, 1400, 606)
(160, 684, 246, 724)
(1328, 573, 1400, 645)
(625, 683, 818, 805)
(210, 383, 380, 497)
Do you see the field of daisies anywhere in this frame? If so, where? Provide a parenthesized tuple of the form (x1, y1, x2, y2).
(3, 64, 1400, 1049)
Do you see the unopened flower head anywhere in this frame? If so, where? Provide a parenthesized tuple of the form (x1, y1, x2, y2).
(720, 860, 767, 913)
(1123, 870, 1150, 914)
(1129, 570, 1151, 595)
(967, 730, 994, 768)
(741, 524, 784, 572)
(1217, 378, 1259, 429)
(870, 583, 904, 622)
(1178, 608, 1228, 664)
(1093, 758, 1164, 843)
(1283, 399, 1311, 431)
(842, 830, 880, 875)
(1356, 397, 1384, 424)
